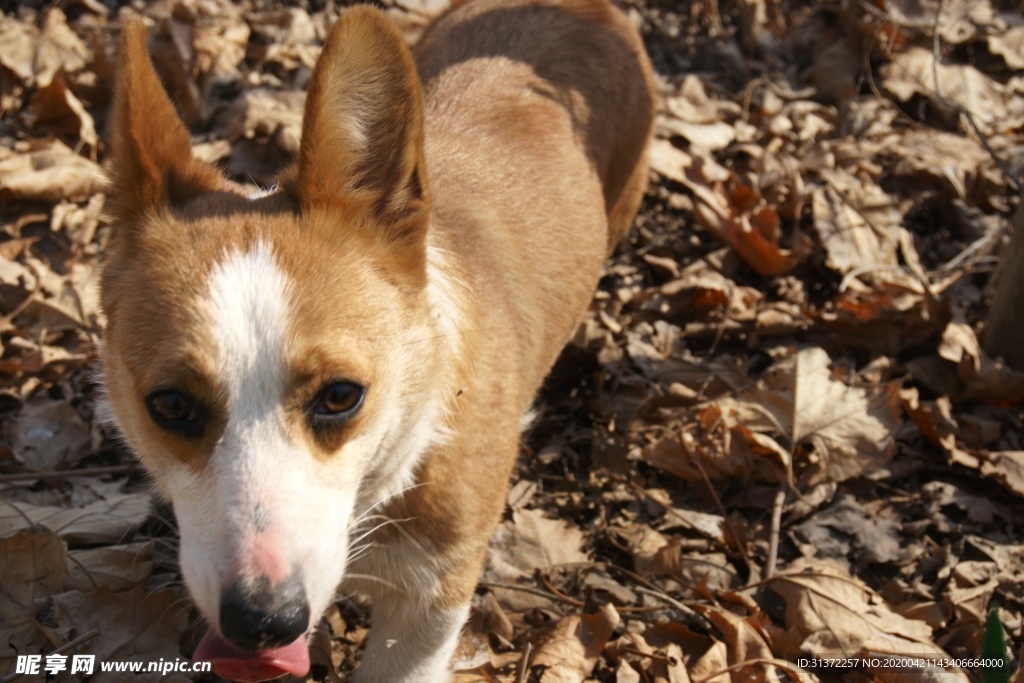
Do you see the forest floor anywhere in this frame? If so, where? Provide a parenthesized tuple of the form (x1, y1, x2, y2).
(1, 0, 1024, 680)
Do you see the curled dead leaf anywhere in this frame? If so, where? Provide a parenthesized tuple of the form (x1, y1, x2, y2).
(531, 604, 620, 683)
(0, 139, 104, 202)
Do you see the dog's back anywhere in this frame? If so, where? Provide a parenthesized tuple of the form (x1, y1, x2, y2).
(415, 0, 655, 398)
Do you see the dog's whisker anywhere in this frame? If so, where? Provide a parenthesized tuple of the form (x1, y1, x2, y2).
(345, 544, 380, 565)
(343, 573, 400, 592)
(148, 577, 185, 593)
(353, 481, 433, 524)
(348, 516, 417, 547)
(376, 516, 428, 557)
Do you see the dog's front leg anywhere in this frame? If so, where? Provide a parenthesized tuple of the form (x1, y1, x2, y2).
(352, 595, 470, 683)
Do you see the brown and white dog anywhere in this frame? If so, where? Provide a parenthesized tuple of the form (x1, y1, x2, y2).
(101, 1, 654, 680)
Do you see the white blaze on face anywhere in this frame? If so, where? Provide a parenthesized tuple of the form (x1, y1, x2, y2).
(208, 242, 290, 420)
(170, 242, 353, 631)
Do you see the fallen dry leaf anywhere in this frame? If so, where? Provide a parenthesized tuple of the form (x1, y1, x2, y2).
(881, 47, 1023, 135)
(980, 451, 1024, 497)
(0, 493, 151, 546)
(0, 526, 68, 676)
(989, 25, 1024, 69)
(642, 347, 902, 487)
(0, 139, 104, 202)
(939, 317, 1024, 402)
(811, 169, 899, 274)
(46, 586, 191, 683)
(66, 542, 154, 593)
(486, 508, 589, 580)
(764, 560, 970, 683)
(531, 604, 619, 683)
(3, 397, 90, 470)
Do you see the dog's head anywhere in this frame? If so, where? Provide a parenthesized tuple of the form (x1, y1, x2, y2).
(102, 9, 454, 680)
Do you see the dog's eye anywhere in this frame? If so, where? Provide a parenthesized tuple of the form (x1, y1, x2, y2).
(145, 390, 201, 435)
(314, 382, 365, 418)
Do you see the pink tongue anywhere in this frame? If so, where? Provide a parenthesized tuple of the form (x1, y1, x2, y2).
(194, 629, 310, 682)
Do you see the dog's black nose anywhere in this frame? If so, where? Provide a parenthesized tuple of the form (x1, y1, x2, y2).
(219, 575, 310, 651)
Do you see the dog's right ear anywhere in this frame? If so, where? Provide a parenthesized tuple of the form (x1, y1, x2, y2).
(107, 17, 224, 227)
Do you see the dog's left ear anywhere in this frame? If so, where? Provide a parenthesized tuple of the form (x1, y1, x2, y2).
(291, 6, 430, 246)
(107, 17, 225, 228)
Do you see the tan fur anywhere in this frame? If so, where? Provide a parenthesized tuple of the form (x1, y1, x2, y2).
(103, 3, 653, 680)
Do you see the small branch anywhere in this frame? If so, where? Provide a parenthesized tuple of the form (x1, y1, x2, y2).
(0, 465, 134, 483)
(515, 642, 533, 683)
(633, 586, 717, 635)
(691, 455, 754, 580)
(764, 488, 786, 579)
(0, 282, 42, 327)
(479, 580, 576, 606)
(536, 571, 585, 607)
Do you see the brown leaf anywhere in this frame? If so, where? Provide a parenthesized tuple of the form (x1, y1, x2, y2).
(0, 139, 105, 202)
(815, 271, 937, 354)
(889, 129, 1000, 201)
(901, 388, 972, 465)
(693, 603, 799, 683)
(811, 170, 899, 274)
(221, 88, 305, 154)
(47, 586, 190, 682)
(0, 493, 151, 546)
(785, 348, 902, 482)
(939, 318, 1024, 402)
(486, 508, 589, 580)
(3, 398, 91, 470)
(881, 47, 1023, 135)
(764, 560, 968, 683)
(0, 17, 38, 84)
(66, 542, 154, 593)
(989, 25, 1024, 69)
(0, 526, 68, 676)
(532, 604, 619, 683)
(645, 348, 901, 486)
(649, 139, 808, 276)
(980, 451, 1024, 497)
(0, 9, 89, 89)
(28, 74, 98, 152)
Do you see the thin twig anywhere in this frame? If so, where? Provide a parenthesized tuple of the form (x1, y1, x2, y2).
(691, 455, 754, 580)
(764, 488, 786, 579)
(628, 481, 720, 542)
(479, 580, 575, 605)
(633, 586, 715, 633)
(483, 575, 662, 614)
(957, 108, 1022, 192)
(514, 642, 533, 683)
(1, 282, 42, 327)
(0, 629, 100, 683)
(536, 572, 585, 607)
(0, 465, 134, 483)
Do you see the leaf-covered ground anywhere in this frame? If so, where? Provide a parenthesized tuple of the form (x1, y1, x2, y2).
(1, 0, 1023, 681)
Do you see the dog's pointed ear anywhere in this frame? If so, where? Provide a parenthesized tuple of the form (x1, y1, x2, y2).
(107, 17, 224, 226)
(291, 7, 430, 243)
